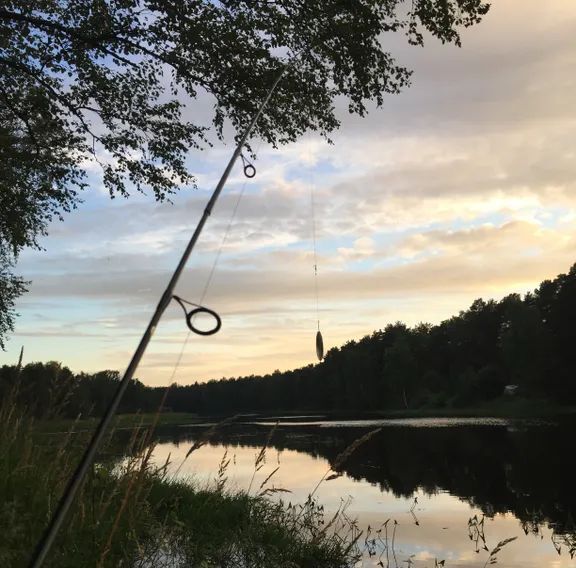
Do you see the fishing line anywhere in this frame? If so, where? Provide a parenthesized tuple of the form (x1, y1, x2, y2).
(167, 130, 265, 381)
(310, 164, 320, 326)
(197, 149, 262, 305)
(169, 173, 256, 478)
(308, 137, 324, 361)
(172, 142, 263, 338)
(166, 163, 256, 385)
(148, 171, 255, 490)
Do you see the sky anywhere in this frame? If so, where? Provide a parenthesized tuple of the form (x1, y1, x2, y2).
(2, 0, 576, 386)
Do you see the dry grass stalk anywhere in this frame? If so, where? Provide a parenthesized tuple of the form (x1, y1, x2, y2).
(331, 427, 382, 473)
(311, 497, 350, 544)
(97, 386, 178, 558)
(97, 434, 158, 567)
(214, 450, 231, 493)
(483, 536, 518, 567)
(257, 466, 280, 494)
(95, 415, 148, 527)
(171, 414, 238, 477)
(247, 421, 278, 494)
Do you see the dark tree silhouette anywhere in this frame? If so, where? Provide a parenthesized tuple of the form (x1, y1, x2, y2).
(158, 264, 576, 415)
(3, 263, 576, 418)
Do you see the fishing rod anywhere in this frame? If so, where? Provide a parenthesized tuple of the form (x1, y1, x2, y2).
(29, 64, 288, 568)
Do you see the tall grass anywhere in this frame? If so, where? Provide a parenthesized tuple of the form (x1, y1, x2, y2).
(0, 389, 360, 567)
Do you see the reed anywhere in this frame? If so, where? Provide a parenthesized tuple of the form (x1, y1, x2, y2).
(0, 392, 358, 567)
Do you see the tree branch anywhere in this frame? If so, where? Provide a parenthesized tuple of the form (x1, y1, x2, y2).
(0, 8, 118, 44)
(0, 90, 43, 156)
(0, 8, 210, 89)
(0, 56, 102, 149)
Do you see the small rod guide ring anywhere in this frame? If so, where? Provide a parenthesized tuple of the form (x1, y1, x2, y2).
(241, 153, 256, 178)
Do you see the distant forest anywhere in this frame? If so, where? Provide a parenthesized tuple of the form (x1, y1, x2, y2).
(2, 263, 576, 418)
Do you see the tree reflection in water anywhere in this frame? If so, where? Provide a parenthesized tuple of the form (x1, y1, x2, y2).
(144, 418, 576, 565)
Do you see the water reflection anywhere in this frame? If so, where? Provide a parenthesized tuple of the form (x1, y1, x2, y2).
(148, 418, 576, 567)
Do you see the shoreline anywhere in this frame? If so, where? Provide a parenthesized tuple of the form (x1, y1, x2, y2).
(39, 398, 576, 434)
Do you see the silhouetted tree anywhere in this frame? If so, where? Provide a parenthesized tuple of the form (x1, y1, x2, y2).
(3, 263, 576, 417)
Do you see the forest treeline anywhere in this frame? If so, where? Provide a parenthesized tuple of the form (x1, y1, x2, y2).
(2, 264, 576, 418)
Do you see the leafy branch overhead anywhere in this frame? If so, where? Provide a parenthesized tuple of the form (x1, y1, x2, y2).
(0, 0, 489, 344)
(1, 0, 489, 237)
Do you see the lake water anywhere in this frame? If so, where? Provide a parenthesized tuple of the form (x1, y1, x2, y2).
(148, 416, 576, 567)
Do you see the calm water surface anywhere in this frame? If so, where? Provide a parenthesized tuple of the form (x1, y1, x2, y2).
(148, 417, 576, 567)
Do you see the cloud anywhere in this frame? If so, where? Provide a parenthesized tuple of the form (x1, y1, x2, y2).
(338, 237, 376, 260)
(3, 0, 576, 385)
(333, 0, 576, 138)
(19, 220, 575, 312)
(393, 221, 574, 260)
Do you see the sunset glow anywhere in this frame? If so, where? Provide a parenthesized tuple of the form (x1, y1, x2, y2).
(2, 0, 575, 387)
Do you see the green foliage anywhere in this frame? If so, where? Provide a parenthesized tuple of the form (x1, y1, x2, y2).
(0, 0, 490, 346)
(0, 0, 490, 199)
(0, 362, 158, 419)
(0, 252, 27, 350)
(500, 297, 552, 393)
(383, 331, 418, 408)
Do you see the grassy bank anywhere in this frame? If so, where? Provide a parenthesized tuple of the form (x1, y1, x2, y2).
(0, 403, 358, 567)
(40, 397, 576, 436)
(378, 398, 576, 419)
(39, 412, 200, 434)
(248, 398, 576, 421)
